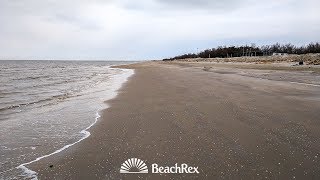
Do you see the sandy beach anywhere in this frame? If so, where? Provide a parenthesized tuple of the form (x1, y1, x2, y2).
(28, 61, 320, 179)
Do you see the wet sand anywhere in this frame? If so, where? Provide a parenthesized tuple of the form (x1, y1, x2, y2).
(29, 61, 320, 179)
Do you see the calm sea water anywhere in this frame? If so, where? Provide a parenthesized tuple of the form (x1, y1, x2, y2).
(0, 60, 134, 179)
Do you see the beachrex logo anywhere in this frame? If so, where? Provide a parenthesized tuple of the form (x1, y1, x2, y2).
(120, 158, 148, 173)
(120, 158, 199, 174)
(152, 163, 199, 174)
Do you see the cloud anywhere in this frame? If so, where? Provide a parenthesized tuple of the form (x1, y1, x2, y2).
(0, 0, 319, 60)
(156, 0, 248, 10)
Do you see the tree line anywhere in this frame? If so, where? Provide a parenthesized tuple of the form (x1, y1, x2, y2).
(163, 42, 320, 61)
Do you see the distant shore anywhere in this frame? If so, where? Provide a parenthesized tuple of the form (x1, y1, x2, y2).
(166, 53, 320, 66)
(28, 61, 320, 179)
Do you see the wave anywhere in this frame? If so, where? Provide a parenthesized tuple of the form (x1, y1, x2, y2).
(0, 93, 75, 112)
(13, 75, 51, 81)
(14, 68, 134, 179)
(0, 91, 23, 97)
(17, 112, 101, 180)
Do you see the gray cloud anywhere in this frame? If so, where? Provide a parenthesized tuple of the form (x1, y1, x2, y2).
(156, 0, 247, 9)
(0, 0, 319, 60)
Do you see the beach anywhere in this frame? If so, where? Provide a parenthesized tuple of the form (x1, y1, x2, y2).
(27, 61, 320, 179)
(0, 61, 134, 179)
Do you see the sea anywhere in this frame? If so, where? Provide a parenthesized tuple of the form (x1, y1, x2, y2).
(0, 60, 135, 179)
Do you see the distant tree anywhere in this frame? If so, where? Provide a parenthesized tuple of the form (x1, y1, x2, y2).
(163, 42, 320, 61)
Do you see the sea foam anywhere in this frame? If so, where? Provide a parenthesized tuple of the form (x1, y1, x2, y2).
(16, 68, 134, 179)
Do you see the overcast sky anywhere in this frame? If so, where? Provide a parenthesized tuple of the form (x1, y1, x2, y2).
(0, 0, 319, 60)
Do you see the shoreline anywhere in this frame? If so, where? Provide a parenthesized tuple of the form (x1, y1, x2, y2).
(9, 67, 135, 179)
(26, 61, 320, 179)
(16, 112, 101, 179)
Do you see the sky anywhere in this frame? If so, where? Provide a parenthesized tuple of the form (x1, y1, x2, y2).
(0, 0, 319, 60)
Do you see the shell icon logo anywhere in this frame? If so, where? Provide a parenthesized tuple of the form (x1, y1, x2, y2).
(120, 158, 148, 174)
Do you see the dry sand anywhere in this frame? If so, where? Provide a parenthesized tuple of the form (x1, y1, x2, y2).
(29, 61, 320, 179)
(174, 53, 320, 65)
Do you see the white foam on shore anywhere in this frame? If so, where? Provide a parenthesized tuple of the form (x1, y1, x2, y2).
(16, 113, 101, 180)
(16, 68, 135, 179)
(289, 81, 320, 87)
